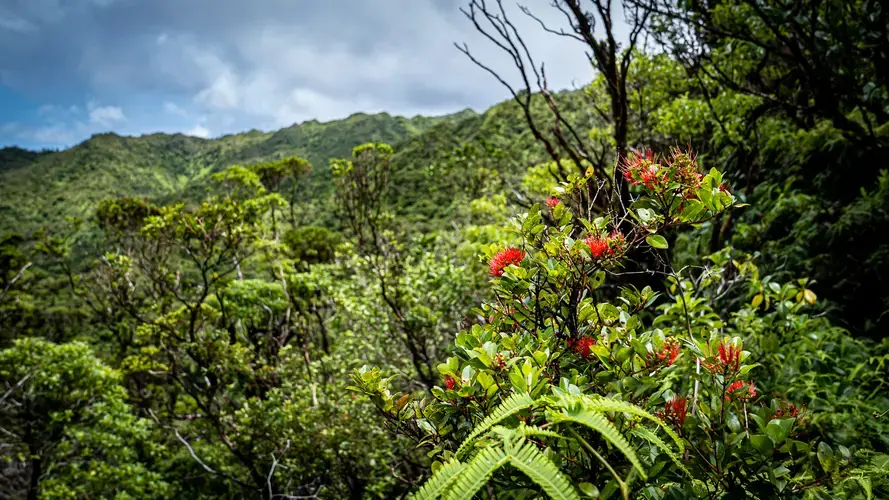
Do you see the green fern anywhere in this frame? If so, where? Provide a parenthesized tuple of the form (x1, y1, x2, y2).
(454, 391, 535, 459)
(412, 459, 465, 500)
(508, 439, 580, 500)
(630, 427, 692, 479)
(547, 403, 648, 479)
(583, 396, 684, 452)
(507, 423, 567, 442)
(445, 445, 510, 500)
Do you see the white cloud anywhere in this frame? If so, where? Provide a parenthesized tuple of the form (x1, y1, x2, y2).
(195, 69, 241, 110)
(88, 105, 126, 127)
(163, 101, 187, 116)
(1, 0, 632, 147)
(2, 100, 132, 147)
(0, 121, 77, 145)
(185, 124, 210, 138)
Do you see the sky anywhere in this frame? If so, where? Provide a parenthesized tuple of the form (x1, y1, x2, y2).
(0, 0, 628, 150)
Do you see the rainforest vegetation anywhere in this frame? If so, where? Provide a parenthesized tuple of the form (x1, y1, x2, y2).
(2, 0, 889, 498)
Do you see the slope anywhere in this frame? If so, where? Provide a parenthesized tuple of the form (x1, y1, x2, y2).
(0, 110, 476, 235)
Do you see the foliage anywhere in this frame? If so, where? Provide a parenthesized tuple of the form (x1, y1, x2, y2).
(0, 338, 170, 499)
(351, 154, 889, 498)
(2, 1, 889, 497)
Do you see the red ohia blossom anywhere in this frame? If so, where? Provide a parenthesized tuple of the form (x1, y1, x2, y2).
(657, 338, 681, 365)
(622, 148, 664, 189)
(725, 380, 756, 401)
(489, 247, 525, 277)
(444, 375, 456, 390)
(664, 396, 688, 426)
(703, 341, 743, 374)
(583, 236, 611, 258)
(546, 197, 560, 208)
(572, 336, 596, 358)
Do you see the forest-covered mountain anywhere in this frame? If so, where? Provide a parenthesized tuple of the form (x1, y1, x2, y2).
(0, 109, 479, 234)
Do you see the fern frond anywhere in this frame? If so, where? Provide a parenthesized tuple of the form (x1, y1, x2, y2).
(455, 391, 535, 459)
(548, 406, 648, 479)
(508, 439, 580, 500)
(412, 459, 465, 500)
(445, 445, 510, 500)
(630, 427, 692, 479)
(583, 396, 684, 453)
(510, 423, 567, 441)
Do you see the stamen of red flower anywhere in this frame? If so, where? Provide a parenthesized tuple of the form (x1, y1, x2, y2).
(583, 236, 611, 258)
(489, 247, 525, 277)
(725, 380, 756, 401)
(573, 336, 596, 358)
(703, 340, 743, 374)
(664, 396, 688, 426)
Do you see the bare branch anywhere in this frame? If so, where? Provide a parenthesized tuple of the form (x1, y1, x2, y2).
(174, 427, 217, 474)
(0, 262, 32, 305)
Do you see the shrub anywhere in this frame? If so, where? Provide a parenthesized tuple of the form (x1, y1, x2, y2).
(351, 150, 888, 498)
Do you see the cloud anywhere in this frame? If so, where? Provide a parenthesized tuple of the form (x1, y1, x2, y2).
(185, 124, 210, 138)
(0, 0, 631, 147)
(88, 104, 126, 127)
(163, 101, 187, 116)
(1, 122, 77, 145)
(1, 100, 127, 147)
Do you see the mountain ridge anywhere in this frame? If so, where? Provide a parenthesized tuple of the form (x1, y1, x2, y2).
(0, 91, 591, 236)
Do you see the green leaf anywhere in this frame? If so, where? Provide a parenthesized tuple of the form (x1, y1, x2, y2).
(590, 270, 606, 290)
(508, 440, 580, 500)
(764, 419, 792, 444)
(646, 235, 668, 249)
(454, 392, 535, 460)
(578, 482, 599, 497)
(548, 399, 648, 479)
(445, 446, 509, 500)
(596, 303, 620, 323)
(817, 441, 835, 473)
(750, 434, 774, 455)
(584, 396, 684, 452)
(412, 459, 465, 500)
(631, 428, 692, 479)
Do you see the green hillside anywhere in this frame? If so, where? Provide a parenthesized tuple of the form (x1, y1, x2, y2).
(0, 109, 477, 235)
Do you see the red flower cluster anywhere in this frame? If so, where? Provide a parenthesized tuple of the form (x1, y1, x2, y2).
(703, 341, 743, 374)
(622, 147, 706, 192)
(584, 237, 610, 258)
(568, 336, 597, 358)
(663, 396, 688, 427)
(489, 247, 525, 277)
(622, 149, 664, 189)
(725, 380, 757, 401)
(545, 197, 560, 208)
(667, 147, 704, 188)
(444, 375, 456, 390)
(583, 231, 625, 259)
(648, 337, 681, 367)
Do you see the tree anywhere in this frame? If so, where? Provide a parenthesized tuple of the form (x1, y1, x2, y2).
(0, 338, 169, 500)
(249, 156, 313, 235)
(457, 0, 652, 216)
(332, 143, 443, 388)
